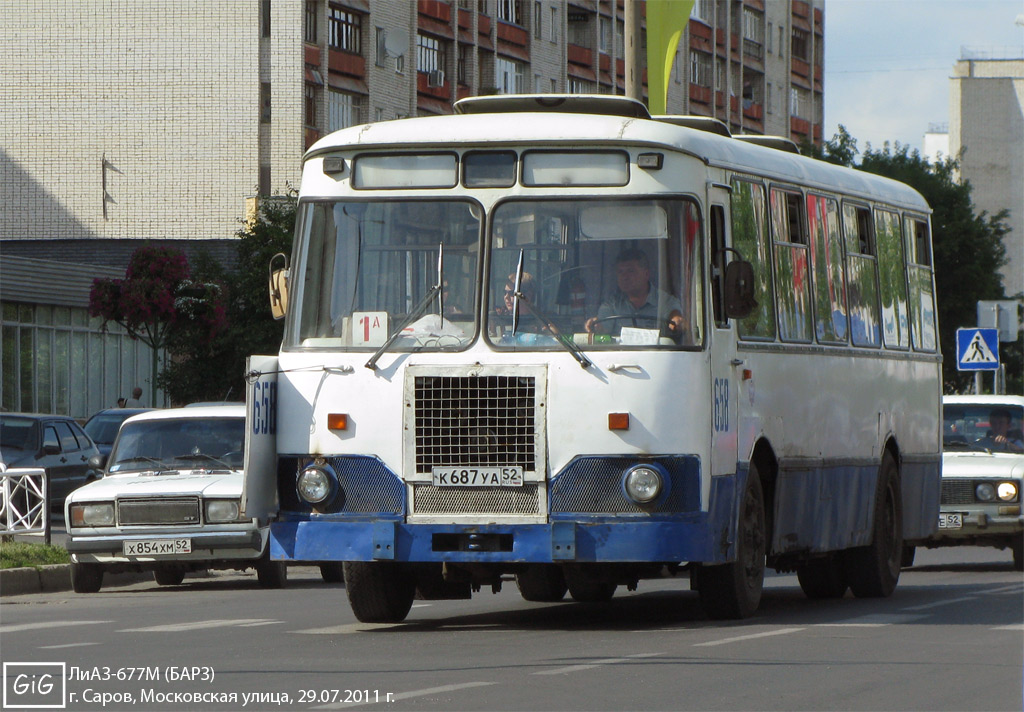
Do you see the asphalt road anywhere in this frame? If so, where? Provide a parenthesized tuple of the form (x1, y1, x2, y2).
(2, 547, 1021, 712)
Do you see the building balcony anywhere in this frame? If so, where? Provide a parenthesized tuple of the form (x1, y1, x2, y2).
(791, 116, 811, 136)
(743, 101, 763, 121)
(497, 20, 529, 46)
(690, 84, 712, 105)
(304, 44, 321, 66)
(791, 57, 810, 79)
(568, 43, 593, 66)
(417, 70, 450, 100)
(418, 0, 451, 23)
(329, 49, 365, 78)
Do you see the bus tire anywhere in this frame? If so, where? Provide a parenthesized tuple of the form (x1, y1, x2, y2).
(1012, 540, 1022, 572)
(153, 568, 185, 586)
(900, 545, 916, 568)
(845, 452, 902, 598)
(343, 562, 416, 623)
(796, 555, 848, 599)
(515, 565, 568, 602)
(566, 579, 617, 603)
(319, 563, 345, 583)
(697, 466, 766, 619)
(71, 563, 103, 593)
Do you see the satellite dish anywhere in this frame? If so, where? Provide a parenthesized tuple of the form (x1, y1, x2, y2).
(383, 29, 408, 58)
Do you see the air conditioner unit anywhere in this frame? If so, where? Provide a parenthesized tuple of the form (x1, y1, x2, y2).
(427, 69, 445, 88)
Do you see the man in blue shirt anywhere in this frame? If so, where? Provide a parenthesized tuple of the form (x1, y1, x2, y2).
(585, 247, 686, 342)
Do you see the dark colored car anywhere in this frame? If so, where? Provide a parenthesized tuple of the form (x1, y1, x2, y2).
(83, 408, 152, 457)
(0, 413, 101, 508)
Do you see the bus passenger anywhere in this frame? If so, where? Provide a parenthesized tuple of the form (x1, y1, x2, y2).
(494, 272, 537, 316)
(584, 247, 686, 341)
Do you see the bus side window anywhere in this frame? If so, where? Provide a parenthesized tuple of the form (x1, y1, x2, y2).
(770, 187, 812, 343)
(710, 204, 726, 327)
(875, 208, 910, 349)
(808, 194, 848, 344)
(842, 202, 881, 348)
(730, 178, 775, 340)
(905, 215, 937, 352)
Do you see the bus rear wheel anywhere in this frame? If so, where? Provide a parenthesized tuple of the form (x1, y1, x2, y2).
(845, 452, 902, 598)
(796, 554, 848, 599)
(697, 466, 766, 619)
(343, 562, 416, 623)
(516, 565, 568, 602)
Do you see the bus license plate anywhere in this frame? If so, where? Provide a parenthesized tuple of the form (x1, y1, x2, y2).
(124, 539, 192, 556)
(937, 513, 963, 530)
(432, 467, 523, 487)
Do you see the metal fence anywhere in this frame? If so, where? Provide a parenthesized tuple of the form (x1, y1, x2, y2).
(1, 467, 49, 541)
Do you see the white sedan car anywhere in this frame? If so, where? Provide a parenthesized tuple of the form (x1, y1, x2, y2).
(919, 395, 1024, 571)
(64, 406, 288, 592)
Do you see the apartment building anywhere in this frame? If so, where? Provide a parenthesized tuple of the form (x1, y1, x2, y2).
(0, 0, 824, 417)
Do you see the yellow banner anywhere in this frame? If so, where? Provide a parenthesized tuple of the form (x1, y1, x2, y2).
(646, 0, 694, 115)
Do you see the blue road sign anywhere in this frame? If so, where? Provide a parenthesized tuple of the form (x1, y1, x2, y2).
(956, 328, 1000, 371)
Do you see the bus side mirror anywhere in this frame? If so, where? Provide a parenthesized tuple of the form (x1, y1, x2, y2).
(724, 260, 757, 320)
(269, 253, 290, 321)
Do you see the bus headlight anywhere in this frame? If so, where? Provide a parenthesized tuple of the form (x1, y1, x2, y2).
(976, 483, 996, 502)
(997, 482, 1018, 502)
(622, 464, 667, 505)
(297, 463, 335, 505)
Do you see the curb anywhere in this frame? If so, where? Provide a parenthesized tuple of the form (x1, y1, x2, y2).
(0, 565, 149, 597)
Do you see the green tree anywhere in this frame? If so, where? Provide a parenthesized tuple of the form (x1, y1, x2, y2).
(158, 195, 296, 404)
(805, 128, 1015, 393)
(89, 245, 226, 394)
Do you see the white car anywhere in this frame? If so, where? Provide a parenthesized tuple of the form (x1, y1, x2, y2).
(918, 395, 1024, 571)
(64, 406, 288, 592)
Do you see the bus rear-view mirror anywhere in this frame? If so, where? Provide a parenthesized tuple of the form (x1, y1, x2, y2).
(269, 253, 290, 320)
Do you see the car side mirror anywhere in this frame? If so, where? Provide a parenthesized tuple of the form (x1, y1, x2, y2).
(88, 454, 108, 471)
(268, 253, 290, 321)
(41, 443, 61, 456)
(724, 259, 757, 320)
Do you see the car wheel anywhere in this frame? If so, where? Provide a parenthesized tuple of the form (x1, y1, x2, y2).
(900, 545, 916, 568)
(255, 554, 288, 588)
(71, 563, 103, 593)
(319, 563, 345, 583)
(153, 569, 186, 586)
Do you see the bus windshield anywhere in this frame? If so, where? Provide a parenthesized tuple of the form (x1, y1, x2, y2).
(293, 199, 482, 350)
(487, 198, 703, 349)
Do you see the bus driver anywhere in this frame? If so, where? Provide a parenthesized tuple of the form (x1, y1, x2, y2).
(584, 247, 686, 341)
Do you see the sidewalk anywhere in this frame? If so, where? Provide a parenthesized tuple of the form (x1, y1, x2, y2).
(0, 565, 148, 597)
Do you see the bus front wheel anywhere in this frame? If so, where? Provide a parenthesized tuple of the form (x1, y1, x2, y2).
(343, 562, 416, 623)
(516, 565, 568, 602)
(697, 466, 766, 619)
(845, 452, 902, 598)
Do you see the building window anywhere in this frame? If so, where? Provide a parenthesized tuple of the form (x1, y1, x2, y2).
(691, 0, 713, 23)
(791, 28, 809, 61)
(599, 16, 611, 53)
(262, 0, 272, 38)
(549, 6, 558, 42)
(742, 8, 763, 60)
(304, 1, 317, 43)
(496, 57, 524, 93)
(689, 50, 712, 87)
(458, 44, 469, 84)
(534, 73, 543, 92)
(328, 90, 362, 131)
(396, 53, 405, 73)
(534, 1, 542, 38)
(305, 84, 318, 127)
(550, 77, 557, 92)
(417, 34, 446, 73)
(260, 82, 271, 123)
(766, 22, 773, 53)
(328, 4, 361, 53)
(375, 26, 386, 66)
(567, 10, 591, 47)
(567, 77, 594, 93)
(375, 107, 384, 122)
(790, 86, 809, 118)
(497, 0, 523, 25)
(778, 26, 785, 58)
(766, 82, 772, 113)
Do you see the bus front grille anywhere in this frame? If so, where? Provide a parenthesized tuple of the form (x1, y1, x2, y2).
(412, 483, 541, 516)
(411, 373, 538, 474)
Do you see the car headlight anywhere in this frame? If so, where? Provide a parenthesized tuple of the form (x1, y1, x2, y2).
(297, 463, 335, 505)
(997, 482, 1018, 502)
(622, 464, 666, 505)
(70, 503, 115, 527)
(976, 483, 996, 502)
(205, 499, 241, 523)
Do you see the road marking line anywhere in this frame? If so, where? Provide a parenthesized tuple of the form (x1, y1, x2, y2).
(40, 643, 99, 649)
(0, 620, 111, 634)
(120, 619, 278, 632)
(815, 614, 927, 626)
(238, 621, 283, 627)
(314, 682, 495, 709)
(981, 584, 1024, 595)
(694, 627, 805, 647)
(993, 623, 1024, 631)
(533, 652, 661, 675)
(293, 623, 404, 635)
(901, 596, 977, 611)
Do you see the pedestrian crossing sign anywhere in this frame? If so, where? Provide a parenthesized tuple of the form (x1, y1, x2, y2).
(956, 328, 1000, 371)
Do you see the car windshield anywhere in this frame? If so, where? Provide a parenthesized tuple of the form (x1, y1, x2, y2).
(84, 413, 132, 446)
(108, 417, 245, 474)
(0, 416, 38, 451)
(943, 404, 1024, 453)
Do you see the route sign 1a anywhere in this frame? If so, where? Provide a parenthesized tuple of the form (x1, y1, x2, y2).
(956, 328, 1000, 371)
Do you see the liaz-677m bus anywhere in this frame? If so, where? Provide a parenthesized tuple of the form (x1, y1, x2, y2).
(243, 95, 941, 623)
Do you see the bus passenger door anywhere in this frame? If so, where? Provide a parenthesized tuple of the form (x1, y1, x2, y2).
(708, 191, 739, 478)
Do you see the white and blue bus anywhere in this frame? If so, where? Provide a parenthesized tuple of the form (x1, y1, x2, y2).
(244, 95, 941, 623)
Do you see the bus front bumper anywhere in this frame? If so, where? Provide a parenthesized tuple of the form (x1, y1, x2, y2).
(270, 517, 728, 565)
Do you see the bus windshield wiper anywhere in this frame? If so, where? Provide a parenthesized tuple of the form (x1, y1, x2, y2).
(366, 244, 445, 370)
(511, 250, 592, 370)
